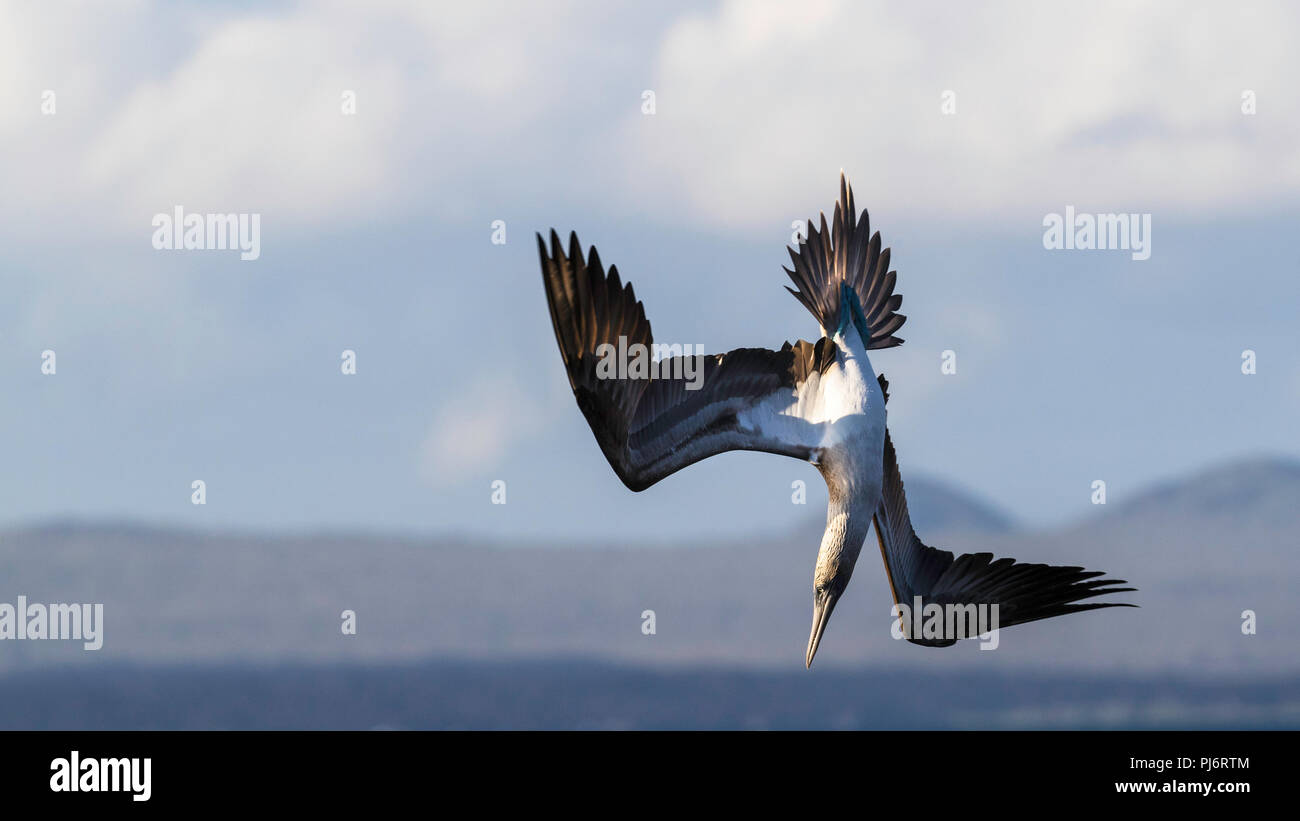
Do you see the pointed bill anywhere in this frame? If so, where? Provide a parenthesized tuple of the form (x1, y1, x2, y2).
(805, 588, 840, 668)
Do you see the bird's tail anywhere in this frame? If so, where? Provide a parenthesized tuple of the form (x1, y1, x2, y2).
(783, 173, 907, 348)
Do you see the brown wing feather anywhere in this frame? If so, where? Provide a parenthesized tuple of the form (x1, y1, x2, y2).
(871, 413, 1135, 647)
(539, 231, 834, 491)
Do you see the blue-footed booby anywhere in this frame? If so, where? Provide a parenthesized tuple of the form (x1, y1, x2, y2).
(538, 174, 1135, 667)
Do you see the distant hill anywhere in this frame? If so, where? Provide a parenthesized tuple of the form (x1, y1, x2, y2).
(1114, 456, 1300, 526)
(777, 469, 1015, 545)
(896, 473, 1015, 535)
(0, 455, 1296, 677)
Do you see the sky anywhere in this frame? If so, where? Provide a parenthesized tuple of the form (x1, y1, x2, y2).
(1, 0, 1298, 541)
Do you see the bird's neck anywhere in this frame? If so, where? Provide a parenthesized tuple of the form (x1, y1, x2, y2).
(833, 319, 871, 360)
(814, 480, 877, 585)
(814, 320, 886, 591)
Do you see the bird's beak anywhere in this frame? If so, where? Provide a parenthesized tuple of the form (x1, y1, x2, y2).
(805, 588, 840, 668)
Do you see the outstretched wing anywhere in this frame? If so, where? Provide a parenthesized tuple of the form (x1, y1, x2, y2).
(539, 230, 835, 492)
(784, 173, 906, 347)
(872, 425, 1135, 647)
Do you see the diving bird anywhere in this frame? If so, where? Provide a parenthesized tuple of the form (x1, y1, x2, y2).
(538, 174, 1134, 667)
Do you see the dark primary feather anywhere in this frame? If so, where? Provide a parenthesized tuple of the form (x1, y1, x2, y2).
(784, 173, 906, 348)
(871, 414, 1135, 647)
(538, 230, 835, 492)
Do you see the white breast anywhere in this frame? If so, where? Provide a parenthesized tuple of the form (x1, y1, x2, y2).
(736, 327, 886, 458)
(812, 342, 885, 449)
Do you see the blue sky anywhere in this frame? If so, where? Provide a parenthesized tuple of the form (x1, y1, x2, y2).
(1, 0, 1297, 540)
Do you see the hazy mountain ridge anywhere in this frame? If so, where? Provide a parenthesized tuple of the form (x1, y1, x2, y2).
(1113, 456, 1300, 524)
(889, 473, 1015, 535)
(1, 454, 1296, 675)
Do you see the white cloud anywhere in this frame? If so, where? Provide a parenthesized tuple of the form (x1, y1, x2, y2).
(5, 0, 1294, 246)
(615, 0, 1300, 230)
(82, 15, 405, 224)
(0, 0, 609, 239)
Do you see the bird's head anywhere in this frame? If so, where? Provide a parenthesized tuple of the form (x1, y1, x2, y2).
(806, 553, 856, 669)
